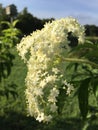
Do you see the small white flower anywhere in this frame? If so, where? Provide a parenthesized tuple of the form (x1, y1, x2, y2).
(36, 112, 45, 122)
(50, 87, 59, 97)
(44, 115, 52, 122)
(66, 84, 74, 95)
(48, 95, 57, 103)
(39, 79, 47, 88)
(50, 104, 58, 112)
(52, 67, 60, 74)
(34, 88, 43, 96)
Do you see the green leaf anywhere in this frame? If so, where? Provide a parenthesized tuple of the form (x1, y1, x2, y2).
(12, 19, 19, 27)
(1, 21, 11, 27)
(78, 78, 90, 119)
(69, 43, 98, 65)
(92, 78, 98, 100)
(95, 86, 98, 99)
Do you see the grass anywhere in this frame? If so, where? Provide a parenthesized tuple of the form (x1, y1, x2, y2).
(0, 45, 98, 130)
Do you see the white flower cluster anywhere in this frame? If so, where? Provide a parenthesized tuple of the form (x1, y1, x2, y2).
(17, 17, 85, 122)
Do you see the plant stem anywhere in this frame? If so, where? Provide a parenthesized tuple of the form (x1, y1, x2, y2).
(59, 56, 98, 69)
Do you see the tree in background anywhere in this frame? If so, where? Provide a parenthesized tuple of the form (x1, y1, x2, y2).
(1, 3, 98, 37)
(85, 24, 98, 36)
(16, 8, 43, 35)
(0, 4, 55, 35)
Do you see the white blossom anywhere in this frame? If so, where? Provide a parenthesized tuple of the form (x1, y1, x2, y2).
(36, 112, 45, 122)
(17, 17, 85, 122)
(50, 103, 58, 112)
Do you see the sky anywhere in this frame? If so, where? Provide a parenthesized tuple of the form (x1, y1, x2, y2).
(0, 0, 98, 25)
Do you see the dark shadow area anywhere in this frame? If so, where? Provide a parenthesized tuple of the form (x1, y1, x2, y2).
(0, 111, 39, 130)
(0, 111, 98, 130)
(87, 125, 98, 130)
(55, 117, 98, 130)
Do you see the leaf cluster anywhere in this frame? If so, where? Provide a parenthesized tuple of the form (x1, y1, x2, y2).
(0, 20, 21, 99)
(0, 82, 18, 99)
(66, 42, 98, 119)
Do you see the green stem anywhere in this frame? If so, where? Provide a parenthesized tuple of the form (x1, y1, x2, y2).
(60, 57, 98, 69)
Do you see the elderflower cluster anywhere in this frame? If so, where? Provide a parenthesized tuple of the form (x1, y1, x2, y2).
(17, 17, 85, 122)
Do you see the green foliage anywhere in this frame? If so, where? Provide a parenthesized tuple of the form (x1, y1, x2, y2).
(0, 20, 21, 100)
(85, 25, 98, 36)
(92, 78, 98, 101)
(0, 20, 21, 46)
(0, 20, 21, 81)
(0, 40, 14, 82)
(64, 42, 98, 122)
(0, 82, 18, 99)
(0, 47, 98, 130)
(78, 78, 89, 119)
(69, 42, 98, 64)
